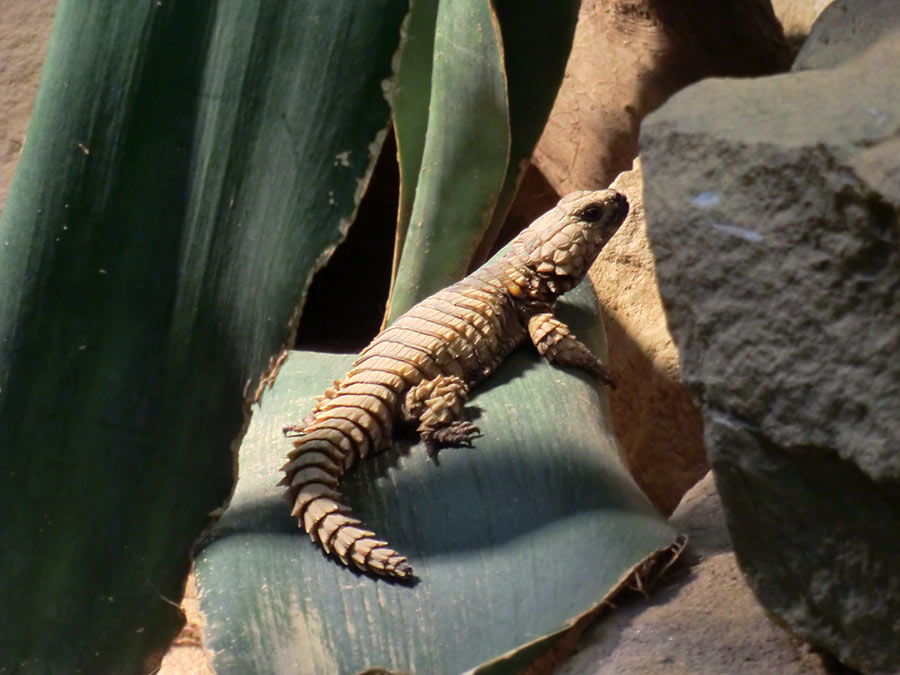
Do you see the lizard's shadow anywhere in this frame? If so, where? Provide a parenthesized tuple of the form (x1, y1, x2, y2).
(472, 348, 540, 396)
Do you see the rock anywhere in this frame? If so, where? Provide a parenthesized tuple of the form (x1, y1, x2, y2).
(668, 472, 731, 555)
(532, 0, 792, 194)
(590, 160, 707, 515)
(709, 420, 900, 675)
(557, 474, 837, 675)
(793, 0, 900, 71)
(640, 0, 900, 671)
(770, 0, 833, 45)
(157, 575, 213, 675)
(0, 0, 56, 219)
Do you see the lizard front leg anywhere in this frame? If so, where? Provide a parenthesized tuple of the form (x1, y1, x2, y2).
(528, 313, 618, 388)
(402, 375, 479, 456)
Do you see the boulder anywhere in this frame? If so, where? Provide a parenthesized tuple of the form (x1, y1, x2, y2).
(533, 0, 792, 194)
(640, 0, 900, 671)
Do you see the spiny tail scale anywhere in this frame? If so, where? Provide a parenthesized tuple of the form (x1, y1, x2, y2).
(279, 368, 413, 577)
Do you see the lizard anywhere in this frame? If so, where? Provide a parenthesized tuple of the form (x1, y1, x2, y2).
(279, 188, 629, 580)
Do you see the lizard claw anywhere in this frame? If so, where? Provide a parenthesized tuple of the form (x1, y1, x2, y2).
(282, 423, 305, 437)
(434, 421, 481, 446)
(595, 365, 618, 389)
(423, 421, 481, 458)
(282, 414, 316, 437)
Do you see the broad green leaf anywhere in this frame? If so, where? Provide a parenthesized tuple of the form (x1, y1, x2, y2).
(0, 2, 406, 672)
(385, 0, 510, 322)
(195, 281, 678, 674)
(470, 0, 582, 267)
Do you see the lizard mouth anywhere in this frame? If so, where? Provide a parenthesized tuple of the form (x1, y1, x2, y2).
(611, 192, 629, 220)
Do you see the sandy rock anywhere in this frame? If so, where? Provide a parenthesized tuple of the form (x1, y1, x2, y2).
(590, 160, 707, 514)
(770, 0, 833, 43)
(533, 0, 792, 195)
(0, 0, 56, 219)
(558, 474, 836, 675)
(640, 0, 900, 671)
(158, 574, 213, 675)
(667, 472, 731, 555)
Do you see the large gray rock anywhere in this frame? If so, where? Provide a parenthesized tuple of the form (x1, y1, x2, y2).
(640, 1, 900, 672)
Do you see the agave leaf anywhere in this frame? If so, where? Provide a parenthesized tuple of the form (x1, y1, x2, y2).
(0, 2, 406, 671)
(385, 0, 510, 323)
(195, 281, 678, 674)
(470, 0, 582, 267)
(386, 0, 581, 322)
(389, 0, 440, 265)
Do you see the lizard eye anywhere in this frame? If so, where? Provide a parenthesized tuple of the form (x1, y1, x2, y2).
(578, 204, 605, 222)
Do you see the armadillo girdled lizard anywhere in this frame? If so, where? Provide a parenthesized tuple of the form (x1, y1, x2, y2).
(280, 189, 629, 579)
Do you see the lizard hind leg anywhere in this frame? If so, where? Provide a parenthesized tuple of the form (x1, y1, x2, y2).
(403, 375, 480, 456)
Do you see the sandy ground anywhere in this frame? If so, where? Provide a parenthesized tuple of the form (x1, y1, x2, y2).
(0, 0, 55, 218)
(157, 575, 212, 674)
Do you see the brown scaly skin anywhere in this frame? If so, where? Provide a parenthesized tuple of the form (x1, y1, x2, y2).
(280, 189, 629, 580)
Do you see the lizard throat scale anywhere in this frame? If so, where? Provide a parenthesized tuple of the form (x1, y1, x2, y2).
(280, 189, 629, 579)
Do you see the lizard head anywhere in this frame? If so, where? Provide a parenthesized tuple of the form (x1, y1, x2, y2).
(511, 189, 629, 298)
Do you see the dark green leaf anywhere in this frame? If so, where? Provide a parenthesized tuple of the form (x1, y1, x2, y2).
(0, 2, 406, 671)
(386, 0, 510, 322)
(389, 0, 440, 269)
(471, 0, 582, 266)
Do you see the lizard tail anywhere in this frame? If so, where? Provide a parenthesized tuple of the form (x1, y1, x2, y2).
(279, 413, 413, 579)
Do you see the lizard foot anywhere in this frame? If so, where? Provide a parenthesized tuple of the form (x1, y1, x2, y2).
(528, 312, 619, 388)
(282, 414, 316, 437)
(424, 421, 481, 458)
(282, 423, 304, 437)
